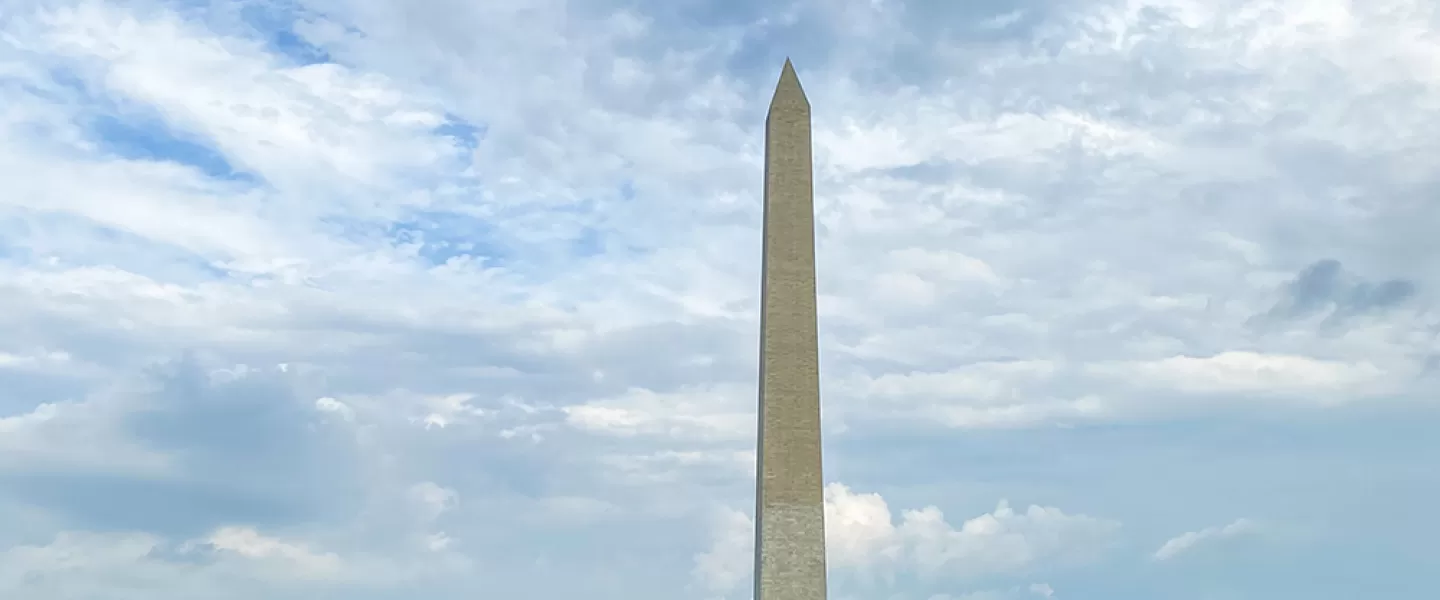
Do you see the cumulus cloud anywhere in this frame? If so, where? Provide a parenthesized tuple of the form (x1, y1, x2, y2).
(693, 507, 755, 594)
(826, 485, 1120, 577)
(694, 484, 1119, 594)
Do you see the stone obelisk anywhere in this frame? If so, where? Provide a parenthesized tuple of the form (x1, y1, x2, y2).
(753, 59, 828, 600)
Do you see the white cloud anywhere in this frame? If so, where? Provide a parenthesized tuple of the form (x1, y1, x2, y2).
(314, 396, 355, 421)
(0, 349, 72, 371)
(0, 532, 176, 597)
(597, 449, 756, 485)
(2, 0, 1438, 597)
(927, 583, 1056, 600)
(205, 526, 344, 579)
(1153, 518, 1259, 562)
(692, 507, 754, 594)
(23, 1, 462, 204)
(1092, 352, 1391, 396)
(0, 523, 472, 599)
(407, 481, 459, 523)
(0, 529, 341, 598)
(564, 384, 754, 441)
(694, 484, 1119, 593)
(414, 394, 485, 430)
(0, 392, 172, 474)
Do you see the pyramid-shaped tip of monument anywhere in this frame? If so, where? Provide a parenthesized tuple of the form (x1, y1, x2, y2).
(769, 58, 809, 110)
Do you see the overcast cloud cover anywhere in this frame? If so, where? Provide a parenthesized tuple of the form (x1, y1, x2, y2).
(1, 0, 1437, 598)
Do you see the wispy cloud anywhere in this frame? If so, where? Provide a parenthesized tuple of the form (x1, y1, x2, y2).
(1153, 518, 1259, 562)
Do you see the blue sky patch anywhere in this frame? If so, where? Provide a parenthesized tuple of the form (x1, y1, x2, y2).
(237, 1, 335, 66)
(435, 115, 485, 151)
(386, 209, 512, 267)
(89, 113, 253, 182)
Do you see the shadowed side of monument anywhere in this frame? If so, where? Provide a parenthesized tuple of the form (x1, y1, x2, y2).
(754, 59, 828, 600)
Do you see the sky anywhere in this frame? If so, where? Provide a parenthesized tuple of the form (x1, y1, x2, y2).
(0, 0, 1437, 598)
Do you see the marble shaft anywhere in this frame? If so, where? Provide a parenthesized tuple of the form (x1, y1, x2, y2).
(753, 59, 828, 600)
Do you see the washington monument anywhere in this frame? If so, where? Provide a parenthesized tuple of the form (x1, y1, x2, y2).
(753, 59, 828, 600)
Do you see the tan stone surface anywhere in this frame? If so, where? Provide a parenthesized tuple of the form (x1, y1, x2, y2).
(753, 59, 828, 600)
